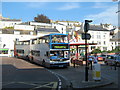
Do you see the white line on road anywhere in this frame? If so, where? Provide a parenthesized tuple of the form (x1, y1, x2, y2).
(46, 69, 62, 90)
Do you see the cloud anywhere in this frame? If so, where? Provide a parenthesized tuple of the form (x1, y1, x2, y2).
(84, 5, 118, 26)
(58, 3, 80, 10)
(92, 2, 111, 8)
(26, 2, 47, 8)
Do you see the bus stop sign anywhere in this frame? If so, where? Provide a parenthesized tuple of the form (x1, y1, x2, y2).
(82, 33, 91, 40)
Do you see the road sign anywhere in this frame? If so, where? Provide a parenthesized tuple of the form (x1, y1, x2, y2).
(82, 33, 91, 40)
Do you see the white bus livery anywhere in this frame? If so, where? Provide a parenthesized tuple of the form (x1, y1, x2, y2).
(14, 33, 70, 68)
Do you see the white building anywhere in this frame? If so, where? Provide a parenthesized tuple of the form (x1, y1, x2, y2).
(0, 28, 37, 57)
(15, 21, 66, 34)
(69, 24, 116, 53)
(14, 24, 34, 31)
(0, 15, 22, 29)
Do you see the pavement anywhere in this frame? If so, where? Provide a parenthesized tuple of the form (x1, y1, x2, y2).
(66, 62, 114, 89)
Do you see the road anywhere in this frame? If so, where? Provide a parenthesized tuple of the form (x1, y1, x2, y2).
(1, 57, 68, 90)
(99, 64, 119, 89)
(48, 61, 119, 89)
(1, 57, 119, 89)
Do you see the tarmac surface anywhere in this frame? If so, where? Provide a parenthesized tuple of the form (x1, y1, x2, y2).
(1, 57, 120, 89)
(49, 61, 119, 89)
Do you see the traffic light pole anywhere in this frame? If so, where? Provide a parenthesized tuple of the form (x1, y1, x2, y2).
(85, 31, 88, 81)
(84, 20, 92, 81)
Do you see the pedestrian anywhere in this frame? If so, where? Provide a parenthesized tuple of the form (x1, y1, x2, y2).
(88, 53, 93, 70)
(93, 53, 98, 64)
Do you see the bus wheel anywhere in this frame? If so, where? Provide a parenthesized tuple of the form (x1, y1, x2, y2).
(42, 60, 46, 67)
(30, 57, 33, 63)
(26, 56, 29, 61)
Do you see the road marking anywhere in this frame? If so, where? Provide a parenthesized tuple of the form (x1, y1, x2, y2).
(52, 82, 58, 90)
(30, 82, 57, 90)
(46, 69, 62, 89)
(3, 82, 58, 89)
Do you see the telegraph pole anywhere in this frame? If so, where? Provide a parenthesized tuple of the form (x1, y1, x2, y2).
(84, 20, 92, 81)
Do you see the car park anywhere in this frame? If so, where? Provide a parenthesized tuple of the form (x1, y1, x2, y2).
(104, 55, 120, 66)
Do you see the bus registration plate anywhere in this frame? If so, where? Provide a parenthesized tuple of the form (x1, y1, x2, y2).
(59, 65, 63, 67)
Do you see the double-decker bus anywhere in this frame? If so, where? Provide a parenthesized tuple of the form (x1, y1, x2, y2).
(14, 33, 70, 68)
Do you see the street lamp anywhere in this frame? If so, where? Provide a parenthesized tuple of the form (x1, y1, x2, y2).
(84, 20, 92, 81)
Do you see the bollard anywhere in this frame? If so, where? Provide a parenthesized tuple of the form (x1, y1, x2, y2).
(90, 61, 92, 70)
(92, 64, 101, 81)
(114, 61, 117, 70)
(73, 60, 75, 68)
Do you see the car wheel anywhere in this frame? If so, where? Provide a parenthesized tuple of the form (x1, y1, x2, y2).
(30, 57, 33, 63)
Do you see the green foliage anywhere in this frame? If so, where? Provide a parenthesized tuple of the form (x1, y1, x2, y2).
(91, 48, 101, 54)
(34, 14, 50, 23)
(110, 46, 120, 53)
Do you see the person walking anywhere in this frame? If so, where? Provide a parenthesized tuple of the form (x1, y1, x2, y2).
(88, 53, 93, 70)
(93, 53, 98, 64)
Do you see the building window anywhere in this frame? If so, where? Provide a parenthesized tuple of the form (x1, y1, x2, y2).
(0, 37, 1, 42)
(14, 31, 20, 35)
(104, 41, 106, 45)
(91, 35, 94, 39)
(97, 41, 101, 45)
(91, 46, 96, 50)
(103, 35, 106, 39)
(97, 35, 101, 39)
(0, 30, 2, 34)
(103, 47, 107, 51)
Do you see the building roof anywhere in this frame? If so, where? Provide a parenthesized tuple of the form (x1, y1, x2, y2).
(0, 29, 36, 35)
(1, 19, 21, 22)
(89, 25, 109, 31)
(36, 28, 59, 32)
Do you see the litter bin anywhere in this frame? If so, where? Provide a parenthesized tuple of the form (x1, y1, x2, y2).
(92, 64, 101, 81)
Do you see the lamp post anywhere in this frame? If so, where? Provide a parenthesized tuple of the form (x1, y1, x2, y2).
(84, 20, 92, 81)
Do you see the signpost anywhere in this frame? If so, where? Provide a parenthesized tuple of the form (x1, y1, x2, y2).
(82, 33, 91, 40)
(84, 20, 92, 81)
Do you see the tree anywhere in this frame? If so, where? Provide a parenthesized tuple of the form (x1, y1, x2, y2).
(34, 14, 50, 23)
(91, 49, 101, 54)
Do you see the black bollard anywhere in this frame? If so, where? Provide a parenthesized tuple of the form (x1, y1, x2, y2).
(90, 61, 92, 70)
(73, 60, 75, 68)
(114, 61, 117, 70)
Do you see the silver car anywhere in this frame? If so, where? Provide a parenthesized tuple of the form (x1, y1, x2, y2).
(104, 55, 120, 66)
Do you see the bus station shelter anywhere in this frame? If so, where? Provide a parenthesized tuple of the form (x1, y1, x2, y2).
(69, 42, 97, 60)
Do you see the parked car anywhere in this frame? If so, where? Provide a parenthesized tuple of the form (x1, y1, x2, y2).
(97, 54, 110, 61)
(104, 55, 120, 66)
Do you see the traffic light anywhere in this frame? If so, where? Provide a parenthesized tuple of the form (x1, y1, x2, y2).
(84, 20, 92, 32)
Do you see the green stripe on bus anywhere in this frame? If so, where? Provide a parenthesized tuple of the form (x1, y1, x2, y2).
(0, 49, 8, 51)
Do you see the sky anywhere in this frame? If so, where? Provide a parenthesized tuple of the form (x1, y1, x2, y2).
(1, 2, 119, 26)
